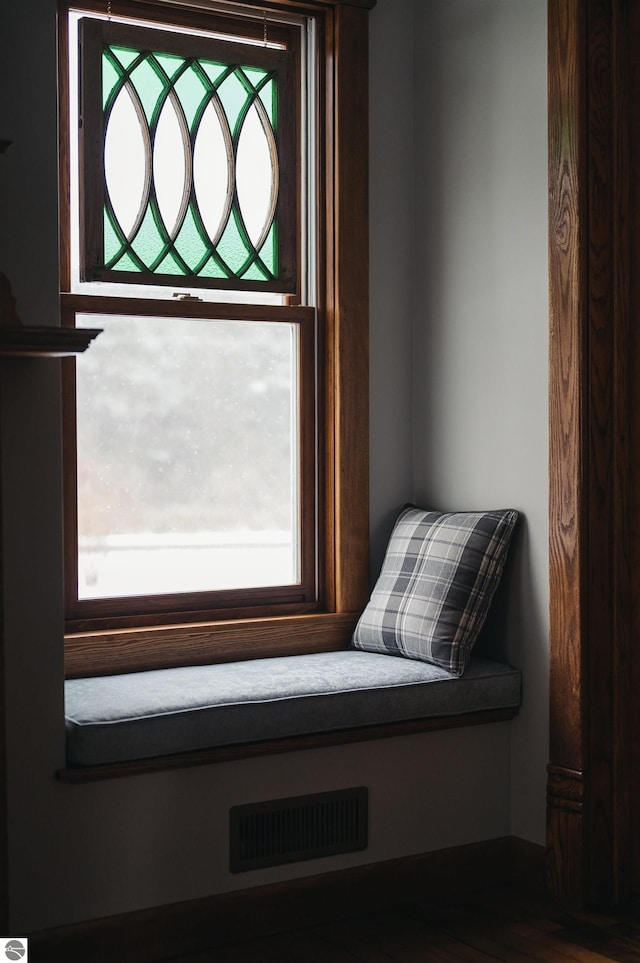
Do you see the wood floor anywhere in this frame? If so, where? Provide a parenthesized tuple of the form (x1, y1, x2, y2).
(158, 886, 640, 962)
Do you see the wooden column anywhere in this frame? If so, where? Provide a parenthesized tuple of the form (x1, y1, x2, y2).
(547, 0, 588, 905)
(547, 0, 633, 907)
(627, 0, 640, 906)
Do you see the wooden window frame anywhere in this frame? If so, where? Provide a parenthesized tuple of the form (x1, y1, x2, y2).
(62, 298, 319, 631)
(78, 16, 299, 292)
(58, 0, 373, 679)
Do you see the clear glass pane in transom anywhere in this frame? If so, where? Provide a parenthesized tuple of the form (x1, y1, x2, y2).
(193, 99, 232, 244)
(75, 314, 299, 599)
(104, 83, 148, 240)
(153, 95, 189, 238)
(236, 97, 277, 248)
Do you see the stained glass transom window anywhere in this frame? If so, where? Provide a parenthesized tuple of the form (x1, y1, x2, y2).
(79, 20, 297, 292)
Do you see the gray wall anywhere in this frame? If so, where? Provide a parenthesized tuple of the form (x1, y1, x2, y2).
(410, 0, 549, 843)
(0, 0, 547, 932)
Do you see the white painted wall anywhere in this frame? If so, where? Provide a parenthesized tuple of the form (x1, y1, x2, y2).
(0, 0, 547, 932)
(410, 0, 549, 843)
(369, 0, 414, 577)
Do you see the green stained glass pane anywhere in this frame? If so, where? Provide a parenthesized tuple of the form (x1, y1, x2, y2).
(154, 51, 186, 82)
(156, 250, 188, 275)
(218, 71, 250, 138)
(104, 209, 125, 263)
(242, 261, 269, 281)
(102, 52, 123, 109)
(174, 64, 208, 132)
(198, 255, 231, 279)
(243, 66, 268, 88)
(200, 61, 229, 87)
(110, 45, 140, 70)
(258, 222, 277, 275)
(130, 56, 166, 124)
(259, 79, 276, 127)
(131, 207, 167, 268)
(112, 251, 142, 272)
(174, 207, 209, 271)
(216, 214, 252, 273)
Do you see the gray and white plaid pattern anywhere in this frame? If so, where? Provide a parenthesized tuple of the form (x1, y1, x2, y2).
(352, 507, 519, 675)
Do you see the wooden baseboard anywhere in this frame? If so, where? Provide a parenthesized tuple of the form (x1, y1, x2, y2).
(29, 836, 545, 963)
(509, 835, 547, 894)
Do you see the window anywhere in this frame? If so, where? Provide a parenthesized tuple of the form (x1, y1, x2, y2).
(78, 16, 298, 292)
(59, 0, 372, 677)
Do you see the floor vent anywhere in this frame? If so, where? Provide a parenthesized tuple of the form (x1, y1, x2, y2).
(230, 787, 368, 872)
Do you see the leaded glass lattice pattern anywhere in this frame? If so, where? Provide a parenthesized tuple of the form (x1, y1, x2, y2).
(80, 19, 297, 291)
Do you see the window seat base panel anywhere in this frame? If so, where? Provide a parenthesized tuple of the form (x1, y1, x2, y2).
(64, 650, 522, 767)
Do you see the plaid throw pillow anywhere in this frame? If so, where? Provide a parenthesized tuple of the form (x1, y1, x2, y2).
(352, 506, 519, 675)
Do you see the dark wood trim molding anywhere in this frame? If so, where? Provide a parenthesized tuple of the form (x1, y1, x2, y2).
(547, 0, 633, 907)
(0, 382, 8, 932)
(547, 765, 584, 815)
(132, 0, 377, 9)
(330, 1, 370, 615)
(58, 705, 519, 784)
(546, 765, 585, 903)
(0, 327, 101, 357)
(628, 0, 640, 905)
(547, 0, 588, 905)
(29, 837, 541, 962)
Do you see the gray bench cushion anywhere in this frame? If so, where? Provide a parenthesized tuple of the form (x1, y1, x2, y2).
(65, 651, 522, 766)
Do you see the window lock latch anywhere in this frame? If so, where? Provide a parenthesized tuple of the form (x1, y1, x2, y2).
(172, 293, 203, 302)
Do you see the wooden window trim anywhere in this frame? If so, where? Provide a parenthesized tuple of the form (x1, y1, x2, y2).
(59, 0, 372, 677)
(61, 296, 319, 631)
(78, 17, 299, 292)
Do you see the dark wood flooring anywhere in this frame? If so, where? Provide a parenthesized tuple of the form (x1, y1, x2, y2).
(157, 886, 640, 962)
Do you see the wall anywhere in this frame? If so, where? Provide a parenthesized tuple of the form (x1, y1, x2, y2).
(0, 0, 545, 934)
(411, 0, 549, 843)
(368, 0, 414, 576)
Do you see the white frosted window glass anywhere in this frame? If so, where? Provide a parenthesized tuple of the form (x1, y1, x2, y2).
(153, 96, 189, 237)
(75, 314, 299, 599)
(236, 101, 277, 247)
(193, 100, 232, 244)
(104, 85, 148, 239)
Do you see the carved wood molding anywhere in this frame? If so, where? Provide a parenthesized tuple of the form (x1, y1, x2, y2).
(547, 765, 584, 814)
(546, 767, 585, 904)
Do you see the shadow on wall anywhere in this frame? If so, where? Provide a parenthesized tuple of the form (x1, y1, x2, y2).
(474, 511, 526, 663)
(369, 501, 529, 668)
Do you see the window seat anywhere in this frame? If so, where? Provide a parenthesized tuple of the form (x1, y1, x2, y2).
(64, 650, 522, 771)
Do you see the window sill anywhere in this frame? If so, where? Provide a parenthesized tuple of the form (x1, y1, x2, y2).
(64, 612, 360, 678)
(60, 651, 521, 782)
